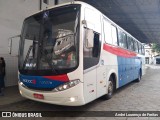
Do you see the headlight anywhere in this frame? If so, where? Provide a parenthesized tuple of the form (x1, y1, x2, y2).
(19, 82, 23, 86)
(53, 79, 80, 92)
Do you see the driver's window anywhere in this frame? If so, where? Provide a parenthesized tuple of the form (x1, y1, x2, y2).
(83, 29, 101, 70)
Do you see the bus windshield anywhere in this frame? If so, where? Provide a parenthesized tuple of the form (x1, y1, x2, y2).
(19, 5, 80, 75)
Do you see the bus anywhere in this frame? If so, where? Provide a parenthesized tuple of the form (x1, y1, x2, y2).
(18, 1, 145, 106)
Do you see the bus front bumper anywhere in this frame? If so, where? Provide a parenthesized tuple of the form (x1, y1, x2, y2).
(18, 82, 85, 106)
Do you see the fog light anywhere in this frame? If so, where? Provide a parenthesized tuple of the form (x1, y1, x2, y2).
(70, 97, 76, 102)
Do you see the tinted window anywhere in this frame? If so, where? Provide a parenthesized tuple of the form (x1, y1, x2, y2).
(118, 30, 127, 49)
(19, 5, 80, 76)
(127, 36, 134, 51)
(83, 30, 101, 69)
(134, 40, 139, 53)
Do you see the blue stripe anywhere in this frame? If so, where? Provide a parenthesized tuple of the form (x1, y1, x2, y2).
(19, 74, 65, 89)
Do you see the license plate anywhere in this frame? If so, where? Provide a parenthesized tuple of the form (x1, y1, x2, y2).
(33, 93, 44, 99)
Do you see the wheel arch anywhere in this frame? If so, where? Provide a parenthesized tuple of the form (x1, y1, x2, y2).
(107, 69, 118, 90)
(110, 73, 117, 91)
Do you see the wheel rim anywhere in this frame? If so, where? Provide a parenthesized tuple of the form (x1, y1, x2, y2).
(108, 81, 113, 95)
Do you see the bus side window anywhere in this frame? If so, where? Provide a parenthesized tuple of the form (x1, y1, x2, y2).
(131, 39, 135, 51)
(83, 29, 101, 69)
(127, 36, 134, 51)
(111, 25, 118, 46)
(118, 30, 127, 49)
(123, 33, 127, 49)
(136, 42, 139, 53)
(127, 36, 131, 50)
(139, 43, 142, 54)
(134, 40, 138, 53)
(103, 20, 112, 44)
(118, 30, 123, 47)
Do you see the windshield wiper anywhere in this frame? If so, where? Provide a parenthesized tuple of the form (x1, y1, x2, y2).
(23, 45, 33, 69)
(40, 48, 58, 74)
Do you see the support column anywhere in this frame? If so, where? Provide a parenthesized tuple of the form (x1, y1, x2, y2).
(40, 0, 42, 10)
(55, 0, 58, 5)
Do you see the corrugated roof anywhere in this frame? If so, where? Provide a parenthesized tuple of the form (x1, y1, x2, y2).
(78, 0, 160, 44)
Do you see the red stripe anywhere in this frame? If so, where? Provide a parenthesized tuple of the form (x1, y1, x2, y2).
(103, 44, 136, 58)
(43, 74, 69, 82)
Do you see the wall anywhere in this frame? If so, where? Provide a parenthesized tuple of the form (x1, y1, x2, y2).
(0, 0, 40, 86)
(0, 0, 73, 87)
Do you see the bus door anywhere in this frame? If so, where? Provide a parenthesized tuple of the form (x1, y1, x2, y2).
(83, 28, 106, 102)
(83, 8, 106, 103)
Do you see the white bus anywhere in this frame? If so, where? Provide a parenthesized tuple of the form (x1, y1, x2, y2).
(18, 1, 145, 106)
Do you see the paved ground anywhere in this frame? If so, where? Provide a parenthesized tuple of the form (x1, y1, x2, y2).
(0, 86, 25, 106)
(0, 65, 160, 120)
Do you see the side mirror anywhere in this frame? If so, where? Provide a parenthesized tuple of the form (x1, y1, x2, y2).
(86, 29, 94, 48)
(8, 35, 20, 54)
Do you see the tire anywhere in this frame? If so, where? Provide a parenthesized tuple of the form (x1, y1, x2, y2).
(103, 76, 114, 100)
(136, 70, 141, 82)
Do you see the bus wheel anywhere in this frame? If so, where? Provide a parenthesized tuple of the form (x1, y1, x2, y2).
(103, 77, 114, 100)
(136, 70, 141, 82)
